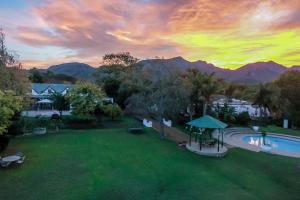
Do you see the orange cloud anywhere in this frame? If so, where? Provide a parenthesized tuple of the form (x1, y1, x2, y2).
(10, 0, 300, 68)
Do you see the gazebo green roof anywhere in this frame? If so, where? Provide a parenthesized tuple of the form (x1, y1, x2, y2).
(187, 115, 228, 129)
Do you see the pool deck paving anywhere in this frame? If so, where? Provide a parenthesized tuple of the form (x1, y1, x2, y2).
(215, 128, 300, 158)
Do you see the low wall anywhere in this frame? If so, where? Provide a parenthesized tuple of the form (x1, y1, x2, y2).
(21, 110, 71, 117)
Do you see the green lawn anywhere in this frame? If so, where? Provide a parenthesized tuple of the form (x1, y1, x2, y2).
(1, 128, 300, 200)
(261, 125, 300, 137)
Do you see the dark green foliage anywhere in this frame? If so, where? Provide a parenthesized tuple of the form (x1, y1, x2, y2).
(215, 103, 236, 124)
(183, 69, 222, 118)
(0, 29, 30, 95)
(236, 112, 251, 125)
(51, 114, 60, 120)
(62, 115, 98, 129)
(102, 78, 120, 98)
(103, 104, 122, 120)
(29, 69, 78, 84)
(12, 117, 63, 133)
(29, 68, 44, 83)
(102, 52, 139, 66)
(7, 120, 25, 135)
(0, 135, 10, 152)
(276, 71, 300, 127)
(128, 127, 144, 134)
(52, 92, 70, 116)
(67, 82, 105, 116)
(94, 52, 139, 108)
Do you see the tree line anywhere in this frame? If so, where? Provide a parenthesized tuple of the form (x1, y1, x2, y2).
(1, 27, 300, 140)
(93, 52, 300, 132)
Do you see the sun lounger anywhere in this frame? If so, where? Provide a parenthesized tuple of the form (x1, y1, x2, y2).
(0, 157, 11, 168)
(0, 153, 26, 167)
(16, 155, 26, 164)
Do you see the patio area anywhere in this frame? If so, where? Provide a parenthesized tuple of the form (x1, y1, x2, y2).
(185, 115, 228, 157)
(186, 141, 228, 157)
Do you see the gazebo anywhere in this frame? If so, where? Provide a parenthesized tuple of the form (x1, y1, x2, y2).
(186, 115, 228, 153)
(36, 99, 54, 111)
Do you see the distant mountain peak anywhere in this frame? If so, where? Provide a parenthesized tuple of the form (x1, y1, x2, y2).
(170, 56, 185, 60)
(47, 62, 96, 81)
(238, 61, 286, 72)
(38, 57, 298, 85)
(289, 65, 300, 71)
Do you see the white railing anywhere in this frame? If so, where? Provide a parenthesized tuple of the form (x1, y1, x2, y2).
(21, 110, 71, 117)
(163, 118, 172, 127)
(143, 119, 152, 127)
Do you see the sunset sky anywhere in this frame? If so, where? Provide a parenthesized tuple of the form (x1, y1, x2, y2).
(1, 0, 300, 69)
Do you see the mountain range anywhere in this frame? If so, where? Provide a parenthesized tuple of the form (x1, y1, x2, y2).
(40, 57, 300, 84)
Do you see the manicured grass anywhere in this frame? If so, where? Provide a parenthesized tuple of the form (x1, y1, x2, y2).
(99, 115, 141, 129)
(261, 125, 300, 137)
(1, 128, 300, 200)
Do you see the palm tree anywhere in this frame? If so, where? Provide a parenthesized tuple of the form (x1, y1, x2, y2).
(184, 70, 221, 118)
(199, 73, 221, 116)
(253, 84, 280, 121)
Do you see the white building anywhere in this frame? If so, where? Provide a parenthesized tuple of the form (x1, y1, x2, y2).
(212, 98, 266, 118)
(22, 83, 74, 117)
(22, 83, 114, 117)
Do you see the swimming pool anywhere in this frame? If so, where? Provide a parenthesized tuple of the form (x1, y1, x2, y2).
(243, 135, 300, 154)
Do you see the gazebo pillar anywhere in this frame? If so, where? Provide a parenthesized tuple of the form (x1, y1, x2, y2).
(217, 129, 220, 152)
(189, 131, 192, 146)
(199, 133, 202, 151)
(221, 130, 224, 147)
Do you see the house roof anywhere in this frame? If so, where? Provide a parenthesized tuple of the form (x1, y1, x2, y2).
(32, 83, 74, 94)
(187, 115, 228, 129)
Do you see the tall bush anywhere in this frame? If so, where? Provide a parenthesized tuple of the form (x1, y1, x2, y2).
(103, 104, 122, 120)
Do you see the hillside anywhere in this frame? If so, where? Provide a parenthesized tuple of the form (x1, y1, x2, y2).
(47, 62, 96, 81)
(39, 58, 299, 84)
(139, 58, 290, 84)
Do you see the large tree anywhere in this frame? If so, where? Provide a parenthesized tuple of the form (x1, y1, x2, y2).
(0, 91, 23, 135)
(127, 68, 187, 139)
(52, 92, 70, 116)
(103, 104, 122, 120)
(276, 71, 300, 127)
(102, 52, 139, 66)
(253, 83, 280, 121)
(184, 69, 222, 118)
(0, 28, 29, 95)
(67, 82, 106, 116)
(29, 68, 44, 83)
(0, 28, 29, 136)
(94, 52, 139, 107)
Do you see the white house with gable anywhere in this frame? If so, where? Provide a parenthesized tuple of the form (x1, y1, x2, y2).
(22, 83, 74, 117)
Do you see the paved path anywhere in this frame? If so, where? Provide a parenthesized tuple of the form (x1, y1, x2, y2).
(151, 121, 188, 143)
(186, 142, 227, 157)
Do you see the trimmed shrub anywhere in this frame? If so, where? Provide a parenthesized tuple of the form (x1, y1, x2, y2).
(51, 114, 60, 120)
(236, 112, 251, 125)
(7, 120, 25, 135)
(0, 135, 10, 152)
(62, 115, 98, 129)
(128, 127, 144, 134)
(8, 116, 67, 135)
(103, 104, 122, 120)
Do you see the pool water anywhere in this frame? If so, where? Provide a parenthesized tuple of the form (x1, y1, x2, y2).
(243, 135, 300, 154)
